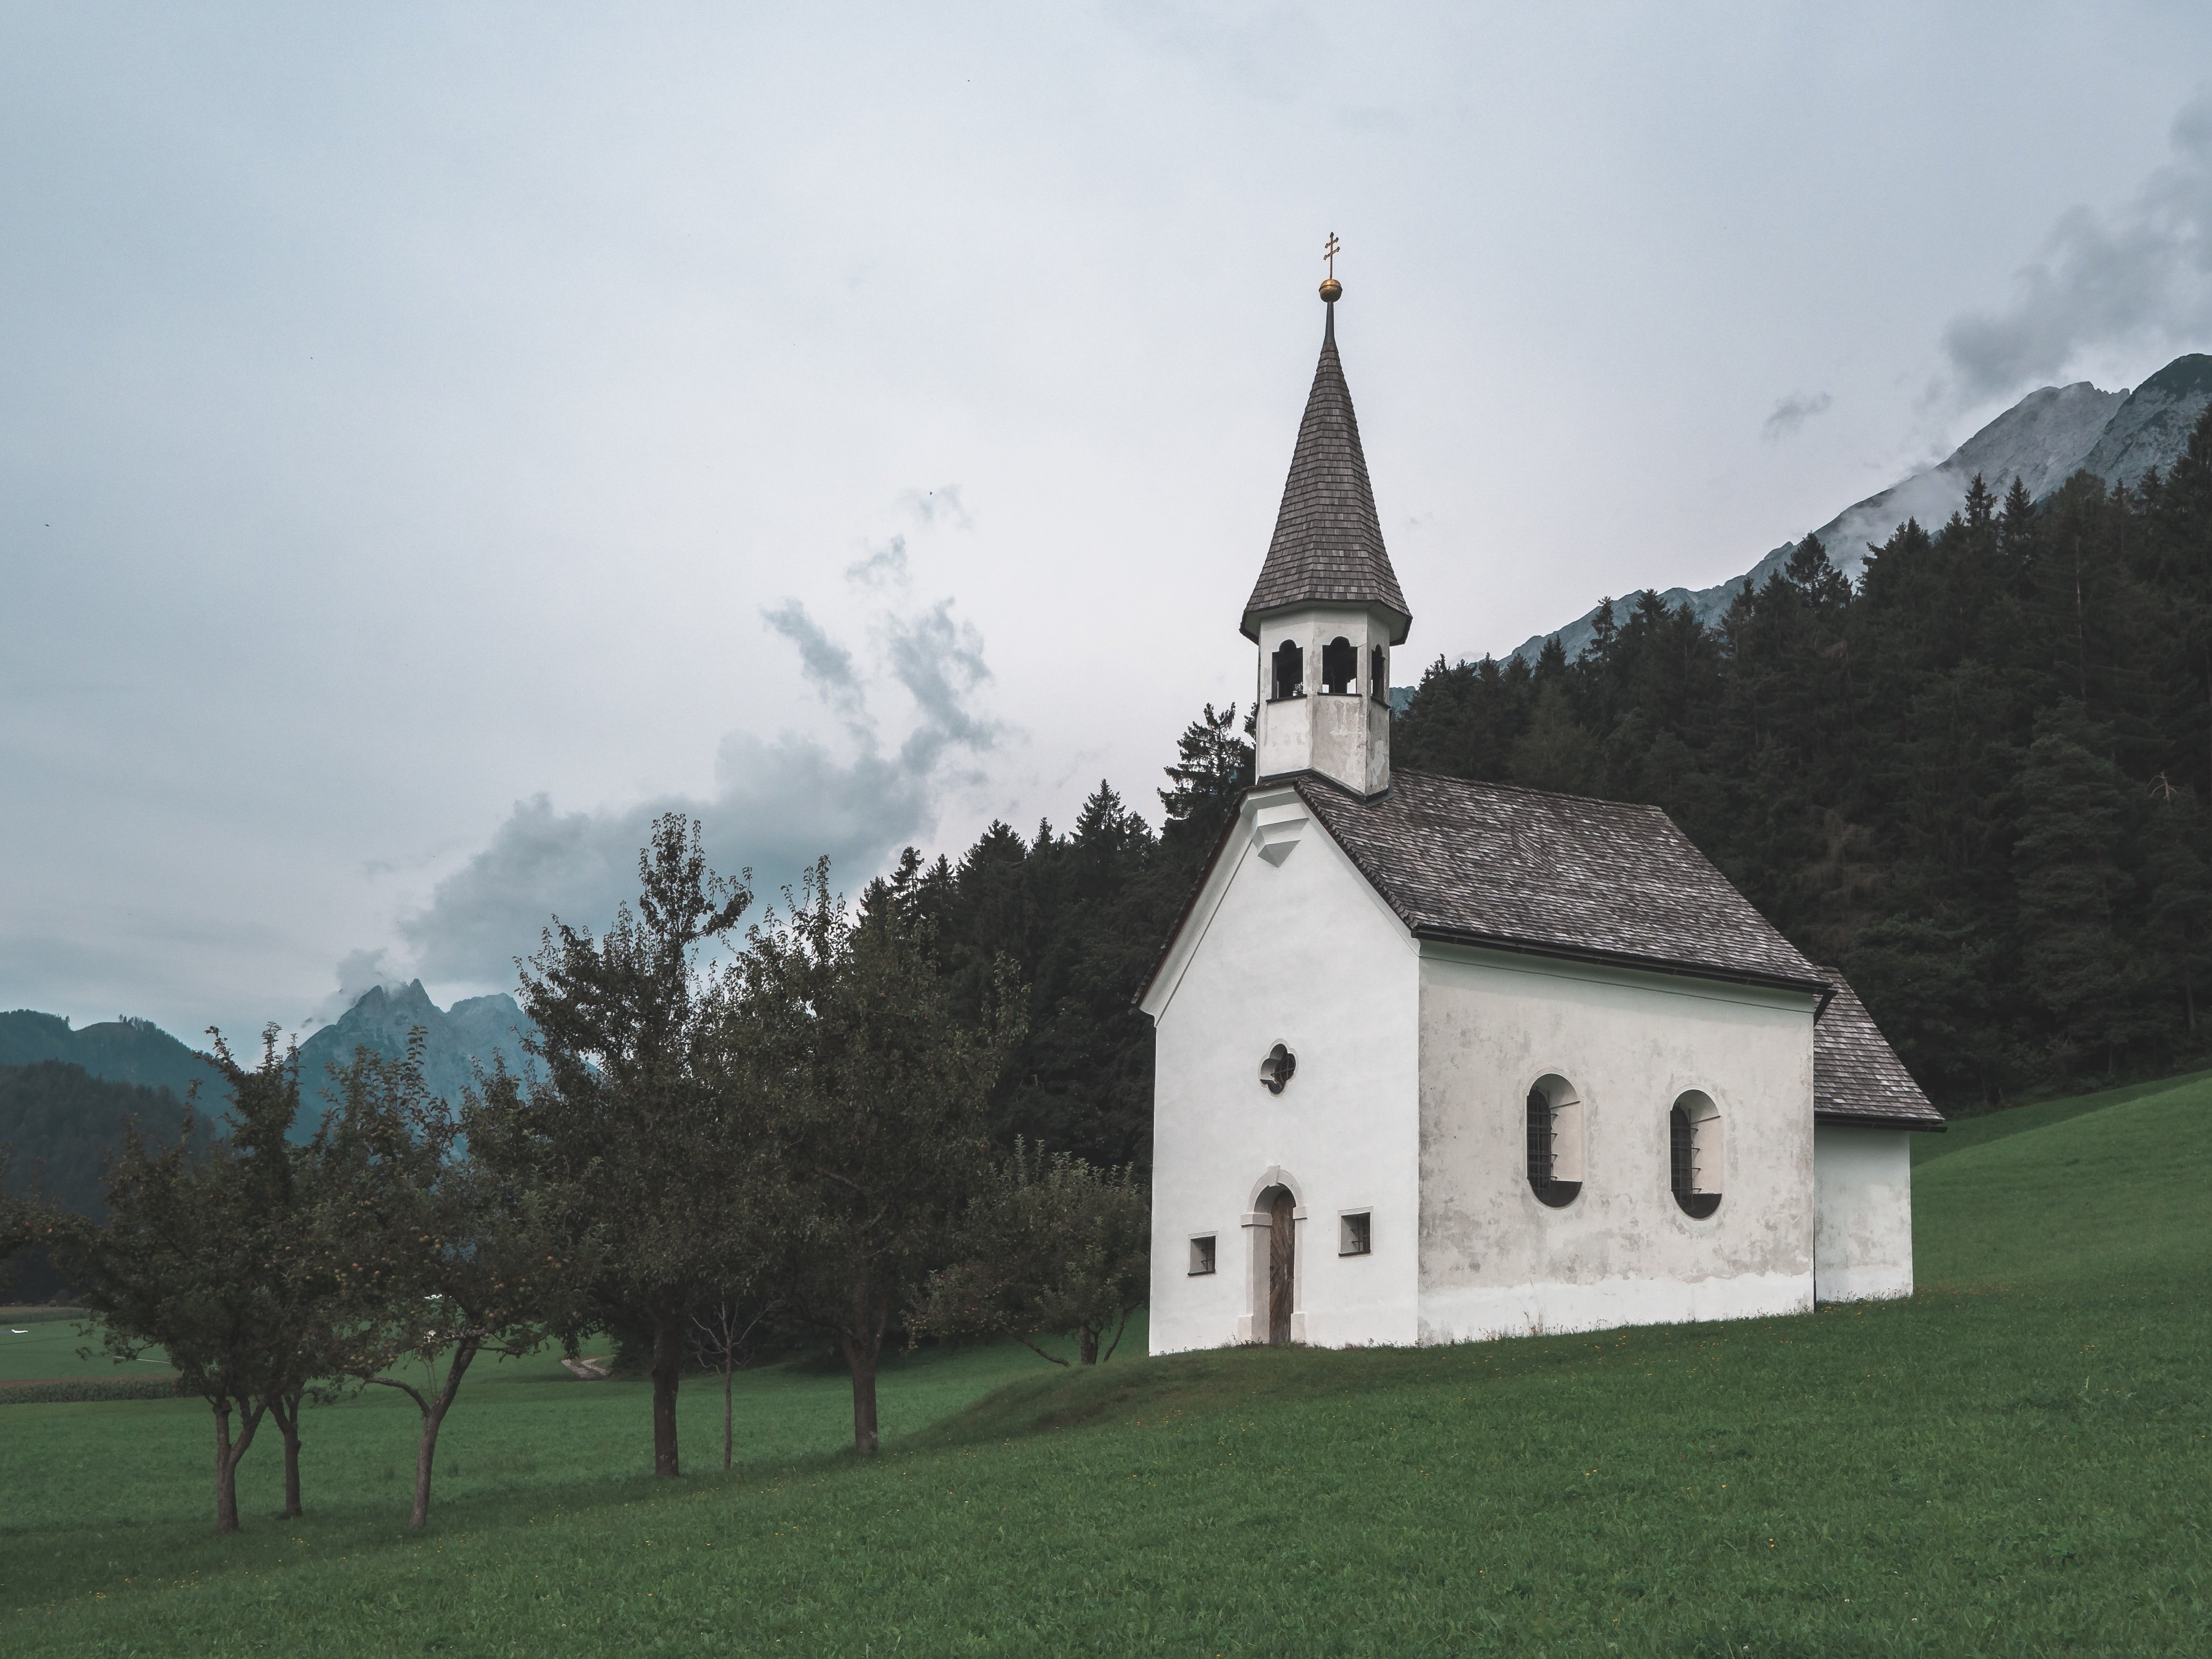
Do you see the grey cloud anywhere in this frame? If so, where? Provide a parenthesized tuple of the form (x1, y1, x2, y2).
(887, 599, 998, 774)
(395, 596, 1000, 986)
(1762, 390, 1832, 440)
(899, 483, 971, 530)
(843, 533, 910, 587)
(762, 597, 866, 727)
(1943, 90, 2212, 401)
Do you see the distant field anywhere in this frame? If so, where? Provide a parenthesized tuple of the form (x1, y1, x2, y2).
(0, 1316, 171, 1385)
(2, 1076, 2207, 1655)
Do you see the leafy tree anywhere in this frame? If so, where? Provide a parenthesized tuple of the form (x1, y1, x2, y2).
(733, 863, 1022, 1453)
(687, 1293, 782, 1472)
(913, 1141, 1149, 1365)
(50, 1030, 328, 1531)
(489, 814, 762, 1479)
(320, 1039, 565, 1528)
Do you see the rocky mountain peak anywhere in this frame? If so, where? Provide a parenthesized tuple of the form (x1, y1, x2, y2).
(1506, 351, 2212, 666)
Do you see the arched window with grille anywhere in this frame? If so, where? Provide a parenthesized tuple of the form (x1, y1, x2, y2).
(1670, 1091, 1722, 1218)
(1525, 1074, 1584, 1208)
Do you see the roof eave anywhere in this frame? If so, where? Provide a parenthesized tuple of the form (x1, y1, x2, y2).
(1131, 784, 1270, 1012)
(1239, 601, 1413, 646)
(1406, 923, 1831, 999)
(1814, 1108, 1947, 1133)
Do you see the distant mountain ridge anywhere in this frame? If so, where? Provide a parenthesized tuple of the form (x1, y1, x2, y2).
(0, 1010, 224, 1107)
(293, 981, 537, 1115)
(1, 984, 537, 1144)
(1506, 352, 2212, 665)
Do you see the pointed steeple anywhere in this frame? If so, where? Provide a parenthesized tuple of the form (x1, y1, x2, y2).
(1240, 286, 1411, 644)
(1243, 270, 1408, 798)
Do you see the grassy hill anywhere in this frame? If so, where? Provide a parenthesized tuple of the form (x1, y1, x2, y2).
(3, 1075, 2207, 1654)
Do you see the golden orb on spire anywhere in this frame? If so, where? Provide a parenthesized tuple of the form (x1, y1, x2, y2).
(1319, 277, 1343, 303)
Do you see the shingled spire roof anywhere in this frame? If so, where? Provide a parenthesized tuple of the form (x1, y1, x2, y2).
(1240, 296, 1412, 643)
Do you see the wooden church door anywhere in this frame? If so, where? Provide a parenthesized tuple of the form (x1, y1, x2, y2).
(1267, 1189, 1296, 1344)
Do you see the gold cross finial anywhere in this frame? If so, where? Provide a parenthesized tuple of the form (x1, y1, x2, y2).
(1324, 233, 1341, 277)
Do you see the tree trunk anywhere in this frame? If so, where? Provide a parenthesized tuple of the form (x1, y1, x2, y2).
(1077, 1324, 1099, 1365)
(841, 1274, 889, 1455)
(844, 1332, 879, 1454)
(212, 1398, 265, 1534)
(651, 1319, 682, 1478)
(722, 1362, 734, 1472)
(410, 1339, 479, 1530)
(270, 1391, 304, 1518)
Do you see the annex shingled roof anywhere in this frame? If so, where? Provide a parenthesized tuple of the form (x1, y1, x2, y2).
(1291, 769, 1827, 992)
(1812, 969, 1944, 1130)
(1240, 308, 1411, 643)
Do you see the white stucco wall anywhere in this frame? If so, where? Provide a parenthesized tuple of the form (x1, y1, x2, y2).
(1812, 1124, 1915, 1302)
(1415, 948, 1818, 1343)
(1144, 788, 1420, 1353)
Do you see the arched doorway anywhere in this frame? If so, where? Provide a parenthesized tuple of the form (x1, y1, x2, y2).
(1244, 1167, 1305, 1346)
(1262, 1185, 1296, 1345)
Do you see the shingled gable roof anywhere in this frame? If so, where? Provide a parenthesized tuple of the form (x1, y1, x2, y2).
(1812, 969, 1945, 1131)
(1288, 769, 1829, 993)
(1240, 302, 1411, 644)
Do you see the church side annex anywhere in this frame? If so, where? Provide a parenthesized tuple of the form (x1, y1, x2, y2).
(1138, 264, 1943, 1355)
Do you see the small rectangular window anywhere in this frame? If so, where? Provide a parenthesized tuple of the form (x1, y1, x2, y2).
(1188, 1234, 1217, 1275)
(1339, 1211, 1372, 1256)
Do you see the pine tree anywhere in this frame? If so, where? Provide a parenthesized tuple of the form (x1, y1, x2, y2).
(2013, 702, 2137, 1070)
(1158, 702, 1253, 859)
(2142, 781, 2212, 1034)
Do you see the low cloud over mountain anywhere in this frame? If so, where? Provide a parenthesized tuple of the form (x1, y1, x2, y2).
(393, 569, 1003, 991)
(1943, 91, 2212, 403)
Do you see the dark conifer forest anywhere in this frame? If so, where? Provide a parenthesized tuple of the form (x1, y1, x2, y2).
(914, 410, 2212, 1157)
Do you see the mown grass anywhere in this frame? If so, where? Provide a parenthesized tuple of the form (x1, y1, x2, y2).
(1911, 1064, 2212, 1166)
(2, 1077, 2207, 1655)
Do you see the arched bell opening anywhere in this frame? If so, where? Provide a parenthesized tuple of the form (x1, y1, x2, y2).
(1321, 635, 1357, 695)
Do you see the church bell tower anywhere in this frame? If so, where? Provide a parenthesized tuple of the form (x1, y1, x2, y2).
(1242, 263, 1411, 797)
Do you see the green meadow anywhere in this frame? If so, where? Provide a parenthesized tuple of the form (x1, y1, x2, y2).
(3, 1076, 2207, 1656)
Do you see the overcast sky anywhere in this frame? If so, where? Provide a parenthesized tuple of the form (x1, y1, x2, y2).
(7, 4, 2212, 1040)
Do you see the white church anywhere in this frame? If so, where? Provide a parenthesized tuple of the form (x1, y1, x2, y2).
(1139, 277, 1944, 1354)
